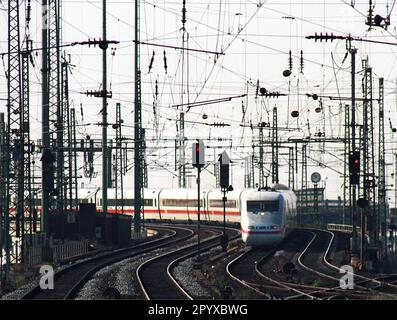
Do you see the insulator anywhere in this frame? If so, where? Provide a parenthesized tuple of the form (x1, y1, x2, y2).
(259, 87, 267, 95)
(80, 103, 84, 121)
(300, 50, 304, 73)
(27, 0, 32, 23)
(182, 0, 187, 28)
(148, 51, 155, 73)
(163, 50, 168, 74)
(155, 79, 158, 98)
(288, 50, 293, 70)
(283, 69, 291, 77)
(255, 80, 259, 98)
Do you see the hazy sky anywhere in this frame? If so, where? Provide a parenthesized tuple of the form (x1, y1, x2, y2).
(1, 0, 397, 203)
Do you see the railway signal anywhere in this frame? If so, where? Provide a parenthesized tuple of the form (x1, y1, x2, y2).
(193, 140, 205, 262)
(349, 151, 360, 185)
(219, 151, 230, 189)
(192, 140, 205, 168)
(219, 151, 233, 252)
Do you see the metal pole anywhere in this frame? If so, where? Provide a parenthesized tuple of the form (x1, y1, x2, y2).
(350, 43, 358, 244)
(223, 189, 226, 236)
(134, 0, 143, 238)
(71, 108, 78, 208)
(41, 0, 50, 234)
(197, 166, 201, 261)
(361, 207, 365, 269)
(102, 0, 108, 214)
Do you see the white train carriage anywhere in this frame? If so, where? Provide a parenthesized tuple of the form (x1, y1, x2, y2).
(79, 185, 297, 246)
(205, 189, 243, 223)
(157, 188, 203, 221)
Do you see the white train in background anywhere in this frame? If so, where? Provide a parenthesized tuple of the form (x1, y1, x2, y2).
(78, 184, 298, 246)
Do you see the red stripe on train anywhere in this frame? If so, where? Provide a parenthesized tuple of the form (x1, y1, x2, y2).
(100, 208, 241, 216)
(240, 227, 285, 235)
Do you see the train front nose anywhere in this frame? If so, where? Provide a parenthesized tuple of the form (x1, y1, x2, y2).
(242, 228, 284, 246)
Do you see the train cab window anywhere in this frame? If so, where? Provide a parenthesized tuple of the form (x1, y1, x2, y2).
(247, 201, 279, 213)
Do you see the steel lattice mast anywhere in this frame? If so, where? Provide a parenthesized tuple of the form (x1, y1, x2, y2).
(6, 0, 22, 269)
(343, 104, 351, 225)
(47, 0, 63, 214)
(115, 102, 124, 213)
(70, 108, 78, 208)
(134, 0, 143, 238)
(288, 147, 294, 190)
(258, 124, 264, 188)
(362, 58, 377, 243)
(102, 0, 109, 214)
(61, 59, 73, 210)
(0, 113, 6, 281)
(272, 107, 279, 184)
(5, 0, 33, 272)
(21, 3, 34, 250)
(378, 77, 387, 256)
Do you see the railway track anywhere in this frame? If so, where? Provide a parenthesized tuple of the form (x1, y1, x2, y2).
(22, 225, 195, 300)
(226, 247, 321, 299)
(226, 230, 328, 300)
(292, 229, 397, 299)
(226, 228, 396, 300)
(136, 227, 241, 300)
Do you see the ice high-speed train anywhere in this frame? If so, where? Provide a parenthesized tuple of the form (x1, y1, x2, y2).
(78, 184, 298, 246)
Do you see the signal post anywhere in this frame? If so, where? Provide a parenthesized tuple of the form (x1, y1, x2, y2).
(192, 140, 205, 262)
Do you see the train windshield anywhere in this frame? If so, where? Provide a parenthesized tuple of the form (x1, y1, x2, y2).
(247, 200, 279, 213)
(247, 200, 283, 226)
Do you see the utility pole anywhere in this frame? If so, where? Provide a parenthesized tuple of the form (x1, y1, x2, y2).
(378, 77, 387, 258)
(41, 0, 51, 235)
(251, 145, 255, 187)
(362, 58, 376, 244)
(6, 0, 23, 273)
(142, 128, 148, 188)
(178, 112, 186, 188)
(0, 113, 6, 282)
(48, 0, 62, 215)
(350, 42, 358, 242)
(21, 12, 34, 253)
(102, 0, 109, 214)
(70, 108, 78, 208)
(288, 147, 294, 190)
(61, 59, 73, 210)
(134, 0, 143, 238)
(272, 107, 279, 184)
(259, 123, 264, 188)
(244, 157, 251, 188)
(178, 0, 188, 189)
(300, 144, 308, 225)
(114, 103, 124, 214)
(343, 104, 351, 225)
